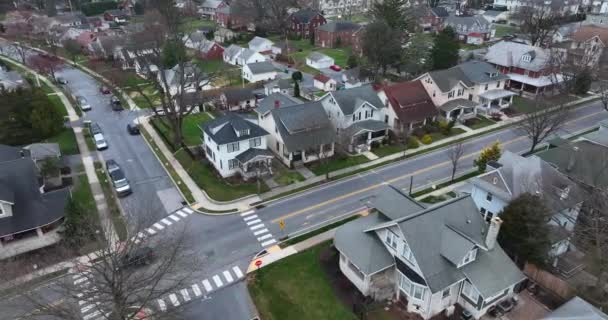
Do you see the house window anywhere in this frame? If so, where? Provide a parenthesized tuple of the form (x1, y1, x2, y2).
(250, 137, 262, 147)
(442, 288, 450, 299)
(485, 211, 494, 222)
(385, 231, 398, 249)
(220, 160, 222, 169)
(352, 114, 356, 122)
(227, 142, 240, 152)
(497, 81, 501, 88)
(448, 91, 454, 98)
(402, 241, 414, 262)
(370, 110, 374, 118)
(276, 141, 280, 151)
(347, 260, 365, 280)
(480, 207, 486, 217)
(484, 83, 489, 90)
(461, 248, 478, 266)
(358, 112, 362, 120)
(457, 89, 463, 96)
(462, 281, 480, 301)
(228, 159, 238, 169)
(486, 192, 493, 202)
(399, 273, 426, 301)
(433, 91, 436, 97)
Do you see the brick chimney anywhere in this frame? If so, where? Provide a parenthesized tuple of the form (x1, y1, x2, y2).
(485, 216, 503, 250)
(274, 100, 280, 109)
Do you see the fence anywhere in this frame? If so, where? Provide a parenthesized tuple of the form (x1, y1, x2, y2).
(524, 262, 575, 301)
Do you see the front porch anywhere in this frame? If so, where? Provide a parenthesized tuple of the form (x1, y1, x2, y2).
(478, 89, 515, 115)
(507, 74, 563, 98)
(235, 148, 274, 181)
(439, 99, 479, 122)
(344, 120, 390, 154)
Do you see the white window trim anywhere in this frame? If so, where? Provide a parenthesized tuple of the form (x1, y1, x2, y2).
(399, 272, 427, 302)
(458, 248, 478, 267)
(0, 203, 5, 217)
(386, 230, 398, 249)
(461, 281, 480, 302)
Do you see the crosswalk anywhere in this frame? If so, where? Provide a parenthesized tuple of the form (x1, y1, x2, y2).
(155, 265, 245, 312)
(134, 207, 195, 244)
(240, 210, 277, 248)
(71, 266, 107, 320)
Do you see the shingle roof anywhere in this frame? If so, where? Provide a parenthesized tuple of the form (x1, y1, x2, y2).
(313, 73, 332, 83)
(245, 61, 276, 75)
(485, 41, 552, 72)
(317, 21, 361, 33)
(224, 44, 244, 60)
(248, 36, 273, 49)
(23, 143, 61, 161)
(271, 101, 335, 153)
(0, 158, 69, 237)
(343, 120, 390, 137)
(239, 48, 261, 62)
(571, 25, 608, 44)
(307, 51, 333, 63)
(256, 93, 301, 115)
(0, 145, 28, 163)
(431, 7, 449, 17)
(444, 14, 491, 34)
(439, 98, 479, 112)
(328, 84, 385, 115)
(428, 61, 508, 92)
(234, 148, 274, 164)
(223, 87, 255, 104)
(543, 296, 608, 319)
(291, 8, 323, 24)
(202, 113, 268, 145)
(382, 80, 439, 123)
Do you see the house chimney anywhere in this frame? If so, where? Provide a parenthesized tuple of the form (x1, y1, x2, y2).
(274, 100, 280, 109)
(566, 147, 578, 172)
(485, 217, 503, 250)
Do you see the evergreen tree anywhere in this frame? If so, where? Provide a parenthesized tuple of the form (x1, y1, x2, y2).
(347, 55, 358, 69)
(294, 81, 300, 97)
(362, 21, 401, 76)
(370, 0, 414, 32)
(430, 27, 460, 70)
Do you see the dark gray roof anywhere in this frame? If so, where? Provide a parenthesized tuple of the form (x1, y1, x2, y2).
(327, 85, 385, 116)
(581, 129, 608, 148)
(271, 101, 336, 153)
(444, 14, 491, 33)
(0, 145, 28, 163)
(291, 8, 323, 23)
(428, 61, 507, 92)
(431, 7, 449, 17)
(439, 98, 479, 112)
(0, 158, 69, 237)
(234, 148, 274, 164)
(256, 93, 300, 115)
(485, 41, 552, 72)
(23, 143, 61, 161)
(543, 296, 608, 320)
(334, 213, 395, 275)
(317, 21, 361, 33)
(245, 61, 276, 75)
(343, 120, 390, 137)
(223, 87, 255, 104)
(202, 113, 268, 145)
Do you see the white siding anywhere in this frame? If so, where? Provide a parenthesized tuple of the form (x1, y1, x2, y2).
(203, 128, 269, 178)
(470, 184, 509, 220)
(339, 251, 371, 295)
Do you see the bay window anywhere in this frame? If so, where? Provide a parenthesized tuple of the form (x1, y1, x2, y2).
(399, 273, 426, 301)
(462, 281, 480, 301)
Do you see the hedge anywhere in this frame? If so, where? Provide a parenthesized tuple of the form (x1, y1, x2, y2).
(81, 1, 118, 16)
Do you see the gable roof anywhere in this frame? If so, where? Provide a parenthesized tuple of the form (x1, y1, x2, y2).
(313, 73, 332, 83)
(248, 36, 273, 49)
(201, 0, 224, 9)
(428, 61, 508, 92)
(571, 25, 608, 44)
(23, 143, 61, 161)
(256, 92, 301, 115)
(485, 41, 552, 72)
(223, 87, 255, 104)
(245, 61, 276, 74)
(431, 6, 449, 17)
(328, 84, 385, 115)
(444, 14, 491, 33)
(382, 80, 439, 123)
(317, 21, 361, 33)
(202, 113, 268, 145)
(543, 296, 608, 320)
(291, 8, 323, 23)
(0, 145, 28, 162)
(224, 44, 244, 60)
(239, 48, 262, 62)
(271, 101, 335, 153)
(307, 51, 333, 62)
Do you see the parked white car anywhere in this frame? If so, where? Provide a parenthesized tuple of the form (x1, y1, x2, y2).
(77, 96, 92, 111)
(94, 133, 108, 150)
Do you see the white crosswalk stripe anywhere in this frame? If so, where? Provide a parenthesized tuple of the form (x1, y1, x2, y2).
(240, 210, 254, 216)
(161, 218, 172, 226)
(192, 284, 202, 297)
(246, 219, 262, 226)
(257, 234, 273, 241)
(169, 215, 180, 222)
(176, 210, 188, 218)
(202, 279, 212, 292)
(233, 266, 244, 278)
(83, 310, 101, 320)
(180, 289, 191, 302)
(169, 293, 180, 307)
(137, 232, 146, 238)
(250, 224, 265, 231)
(213, 275, 223, 287)
(146, 227, 157, 235)
(253, 228, 269, 236)
(243, 214, 258, 221)
(74, 277, 88, 285)
(153, 223, 164, 230)
(157, 299, 167, 311)
(183, 207, 193, 214)
(261, 239, 277, 247)
(223, 270, 234, 283)
(81, 303, 95, 313)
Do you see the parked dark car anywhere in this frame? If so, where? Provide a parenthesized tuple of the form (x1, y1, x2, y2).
(89, 122, 102, 135)
(111, 96, 123, 111)
(121, 247, 155, 267)
(106, 159, 132, 196)
(56, 77, 68, 85)
(127, 123, 140, 135)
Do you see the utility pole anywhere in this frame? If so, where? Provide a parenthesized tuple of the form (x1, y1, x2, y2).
(408, 175, 413, 196)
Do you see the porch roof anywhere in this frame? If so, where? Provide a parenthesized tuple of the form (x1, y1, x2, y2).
(344, 120, 389, 137)
(508, 73, 563, 87)
(439, 99, 479, 112)
(479, 89, 516, 100)
(235, 148, 274, 165)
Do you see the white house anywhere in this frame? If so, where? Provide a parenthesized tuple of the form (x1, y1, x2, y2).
(318, 85, 389, 153)
(493, 0, 580, 14)
(199, 0, 225, 17)
(220, 88, 257, 111)
(248, 36, 274, 53)
(264, 79, 293, 96)
(334, 185, 525, 320)
(201, 113, 274, 180)
(236, 48, 266, 66)
(223, 44, 244, 65)
(342, 67, 372, 89)
(183, 30, 209, 50)
(157, 62, 206, 96)
(416, 61, 514, 121)
(242, 61, 277, 83)
(470, 151, 585, 258)
(313, 74, 337, 92)
(306, 52, 334, 69)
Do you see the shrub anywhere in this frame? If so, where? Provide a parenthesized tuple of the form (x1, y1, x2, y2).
(412, 127, 425, 138)
(370, 141, 381, 149)
(407, 137, 419, 149)
(421, 134, 433, 144)
(439, 120, 455, 135)
(422, 123, 438, 134)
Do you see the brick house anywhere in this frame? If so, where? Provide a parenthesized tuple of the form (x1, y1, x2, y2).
(315, 21, 362, 49)
(289, 8, 326, 39)
(215, 4, 251, 30)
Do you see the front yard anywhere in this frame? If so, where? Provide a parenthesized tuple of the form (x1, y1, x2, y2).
(494, 24, 519, 38)
(463, 116, 496, 130)
(152, 112, 214, 147)
(307, 154, 370, 176)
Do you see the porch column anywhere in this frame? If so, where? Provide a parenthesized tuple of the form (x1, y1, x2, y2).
(535, 86, 539, 95)
(36, 228, 44, 237)
(486, 100, 491, 109)
(446, 110, 452, 121)
(509, 95, 514, 104)
(367, 131, 372, 144)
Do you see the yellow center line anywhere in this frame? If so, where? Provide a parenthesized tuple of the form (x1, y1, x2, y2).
(270, 110, 605, 224)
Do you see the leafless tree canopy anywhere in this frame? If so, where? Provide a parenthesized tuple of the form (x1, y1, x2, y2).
(598, 81, 608, 113)
(513, 6, 560, 46)
(447, 142, 464, 181)
(518, 97, 570, 154)
(231, 0, 299, 34)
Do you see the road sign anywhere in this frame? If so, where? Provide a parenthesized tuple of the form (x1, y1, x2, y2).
(255, 260, 263, 268)
(279, 219, 285, 230)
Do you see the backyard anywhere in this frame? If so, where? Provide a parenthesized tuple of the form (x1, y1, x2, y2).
(152, 112, 214, 147)
(180, 17, 217, 33)
(494, 24, 519, 38)
(287, 43, 352, 68)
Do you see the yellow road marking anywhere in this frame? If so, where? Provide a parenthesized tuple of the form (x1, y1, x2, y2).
(271, 109, 605, 224)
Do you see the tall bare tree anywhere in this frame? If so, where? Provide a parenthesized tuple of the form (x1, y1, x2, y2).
(231, 0, 299, 35)
(513, 5, 561, 46)
(3, 20, 34, 64)
(28, 53, 63, 81)
(447, 141, 464, 182)
(600, 81, 608, 112)
(518, 98, 570, 154)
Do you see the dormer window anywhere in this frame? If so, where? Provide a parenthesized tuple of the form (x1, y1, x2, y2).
(522, 54, 532, 62)
(560, 186, 570, 200)
(459, 247, 478, 267)
(240, 129, 249, 136)
(385, 230, 398, 249)
(402, 241, 414, 262)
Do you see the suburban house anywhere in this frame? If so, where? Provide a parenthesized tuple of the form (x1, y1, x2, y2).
(313, 73, 337, 91)
(543, 296, 608, 319)
(0, 66, 28, 91)
(417, 61, 513, 121)
(114, 45, 158, 74)
(197, 39, 224, 60)
(314, 0, 368, 17)
(315, 21, 362, 49)
(242, 61, 277, 83)
(223, 45, 266, 66)
(420, 6, 449, 33)
(485, 41, 562, 97)
(255, 93, 302, 116)
(51, 11, 88, 28)
(248, 36, 274, 53)
(552, 22, 581, 43)
(157, 62, 206, 96)
(566, 25, 608, 72)
(215, 4, 251, 30)
(23, 143, 61, 163)
(442, 14, 494, 45)
(271, 41, 295, 57)
(470, 151, 585, 258)
(264, 79, 293, 96)
(378, 80, 439, 132)
(306, 52, 334, 69)
(481, 10, 509, 23)
(214, 27, 237, 43)
(201, 113, 273, 180)
(103, 9, 129, 23)
(0, 145, 70, 259)
(220, 87, 257, 111)
(223, 44, 244, 65)
(258, 101, 335, 167)
(342, 67, 372, 89)
(318, 85, 389, 153)
(199, 0, 225, 18)
(585, 13, 608, 26)
(289, 8, 326, 39)
(183, 30, 209, 49)
(334, 185, 525, 320)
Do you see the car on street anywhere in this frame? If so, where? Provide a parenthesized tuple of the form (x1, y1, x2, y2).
(90, 122, 102, 135)
(127, 123, 140, 135)
(120, 247, 154, 267)
(111, 96, 123, 111)
(106, 159, 132, 196)
(93, 133, 108, 150)
(56, 77, 68, 85)
(77, 96, 92, 111)
(100, 85, 111, 94)
(330, 65, 342, 71)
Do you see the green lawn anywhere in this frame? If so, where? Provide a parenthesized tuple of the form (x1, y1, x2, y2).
(420, 194, 448, 204)
(153, 113, 214, 147)
(175, 149, 269, 201)
(248, 242, 357, 320)
(372, 144, 406, 158)
(180, 17, 217, 33)
(494, 24, 518, 38)
(194, 59, 236, 74)
(45, 129, 79, 155)
(512, 96, 538, 114)
(308, 155, 369, 176)
(318, 48, 351, 67)
(126, 83, 161, 109)
(426, 128, 467, 144)
(72, 175, 97, 216)
(464, 116, 496, 130)
(274, 168, 305, 186)
(48, 94, 68, 117)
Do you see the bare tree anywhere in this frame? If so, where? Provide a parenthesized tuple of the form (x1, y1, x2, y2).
(5, 209, 197, 320)
(305, 142, 335, 180)
(600, 81, 608, 112)
(518, 98, 570, 154)
(447, 141, 464, 182)
(548, 45, 595, 96)
(28, 53, 63, 81)
(513, 6, 561, 46)
(4, 20, 34, 64)
(231, 0, 299, 35)
(62, 38, 83, 63)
